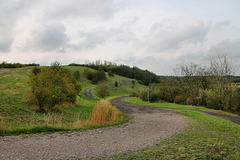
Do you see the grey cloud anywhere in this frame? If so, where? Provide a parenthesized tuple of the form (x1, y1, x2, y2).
(148, 22, 210, 52)
(0, 38, 13, 52)
(116, 55, 175, 75)
(209, 39, 240, 59)
(0, 0, 37, 52)
(76, 29, 107, 49)
(214, 20, 230, 29)
(0, 24, 13, 52)
(44, 0, 116, 20)
(109, 18, 137, 42)
(26, 23, 68, 52)
(71, 18, 137, 50)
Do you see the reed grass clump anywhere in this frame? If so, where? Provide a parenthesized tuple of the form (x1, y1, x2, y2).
(88, 100, 123, 125)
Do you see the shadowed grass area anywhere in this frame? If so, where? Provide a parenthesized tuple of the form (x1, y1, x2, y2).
(112, 111, 240, 159)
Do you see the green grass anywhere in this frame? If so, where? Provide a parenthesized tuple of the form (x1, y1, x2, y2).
(92, 79, 146, 99)
(123, 97, 239, 116)
(0, 66, 141, 135)
(112, 111, 240, 159)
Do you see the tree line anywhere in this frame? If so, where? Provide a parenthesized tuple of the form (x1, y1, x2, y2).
(0, 62, 39, 68)
(140, 55, 240, 114)
(69, 60, 158, 85)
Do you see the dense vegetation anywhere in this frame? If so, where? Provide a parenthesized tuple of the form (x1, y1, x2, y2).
(28, 62, 81, 112)
(140, 56, 240, 114)
(69, 60, 158, 85)
(83, 68, 106, 84)
(0, 62, 39, 68)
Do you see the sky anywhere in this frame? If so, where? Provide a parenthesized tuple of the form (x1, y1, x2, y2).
(1, 0, 240, 75)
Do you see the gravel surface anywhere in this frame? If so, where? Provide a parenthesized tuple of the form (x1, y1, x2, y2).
(0, 97, 187, 160)
(0, 69, 10, 74)
(84, 86, 94, 99)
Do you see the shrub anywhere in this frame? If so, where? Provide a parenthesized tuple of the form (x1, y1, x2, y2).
(84, 68, 106, 84)
(130, 92, 140, 98)
(174, 94, 187, 104)
(96, 70, 106, 81)
(204, 89, 221, 110)
(28, 63, 81, 112)
(131, 80, 135, 89)
(108, 70, 114, 77)
(84, 69, 95, 80)
(73, 70, 80, 81)
(114, 81, 118, 87)
(96, 85, 110, 99)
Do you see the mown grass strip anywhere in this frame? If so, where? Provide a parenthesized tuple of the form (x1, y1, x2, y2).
(124, 97, 239, 116)
(112, 111, 240, 160)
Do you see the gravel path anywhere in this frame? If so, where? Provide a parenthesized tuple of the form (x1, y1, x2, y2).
(0, 69, 10, 74)
(84, 86, 94, 99)
(0, 97, 187, 160)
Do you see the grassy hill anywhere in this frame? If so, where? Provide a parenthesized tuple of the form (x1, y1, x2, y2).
(0, 66, 146, 135)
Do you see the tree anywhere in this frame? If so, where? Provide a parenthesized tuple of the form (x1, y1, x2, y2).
(207, 55, 237, 110)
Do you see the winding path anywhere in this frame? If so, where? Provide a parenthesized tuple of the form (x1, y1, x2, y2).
(0, 97, 186, 160)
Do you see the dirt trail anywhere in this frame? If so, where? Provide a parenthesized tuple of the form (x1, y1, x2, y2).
(0, 97, 187, 160)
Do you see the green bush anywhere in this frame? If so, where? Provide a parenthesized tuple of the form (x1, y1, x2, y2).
(174, 94, 187, 104)
(84, 69, 95, 80)
(114, 81, 118, 87)
(96, 85, 110, 99)
(108, 70, 114, 77)
(204, 89, 221, 110)
(28, 63, 81, 112)
(73, 70, 80, 80)
(83, 68, 106, 84)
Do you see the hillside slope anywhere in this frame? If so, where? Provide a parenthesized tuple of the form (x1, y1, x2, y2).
(0, 66, 146, 135)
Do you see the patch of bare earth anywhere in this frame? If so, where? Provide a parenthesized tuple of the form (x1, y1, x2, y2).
(0, 97, 187, 160)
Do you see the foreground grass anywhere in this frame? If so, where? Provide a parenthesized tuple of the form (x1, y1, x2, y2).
(124, 97, 239, 116)
(112, 111, 240, 159)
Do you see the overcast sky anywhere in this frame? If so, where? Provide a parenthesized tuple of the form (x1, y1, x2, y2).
(1, 0, 240, 75)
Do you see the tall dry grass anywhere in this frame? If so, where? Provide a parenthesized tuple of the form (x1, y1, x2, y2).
(86, 100, 123, 125)
(0, 100, 124, 134)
